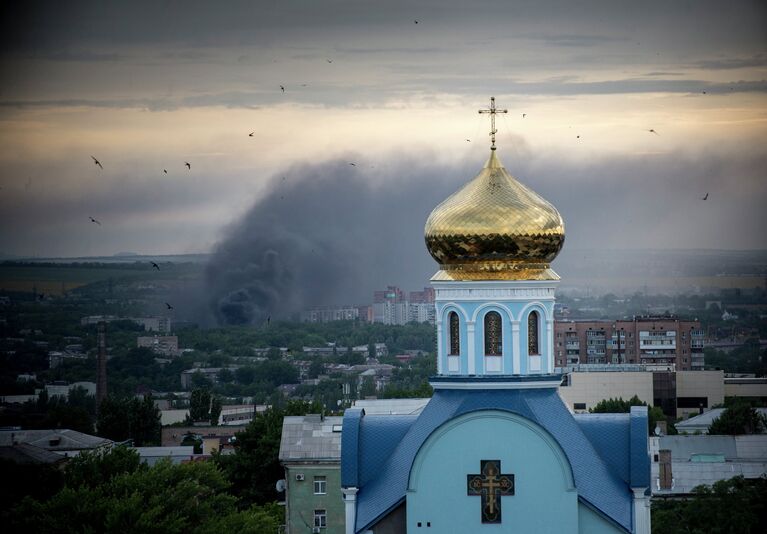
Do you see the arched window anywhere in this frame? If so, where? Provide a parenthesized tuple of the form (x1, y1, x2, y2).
(448, 311, 460, 355)
(528, 311, 540, 355)
(484, 311, 502, 356)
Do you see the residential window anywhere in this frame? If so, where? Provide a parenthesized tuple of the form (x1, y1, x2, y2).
(314, 509, 327, 528)
(573, 403, 587, 410)
(313, 476, 326, 495)
(448, 311, 460, 355)
(484, 311, 502, 356)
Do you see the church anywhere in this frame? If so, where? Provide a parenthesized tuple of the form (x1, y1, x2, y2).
(340, 99, 651, 534)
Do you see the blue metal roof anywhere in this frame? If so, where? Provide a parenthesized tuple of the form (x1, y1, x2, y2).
(630, 406, 651, 489)
(342, 388, 642, 533)
(575, 413, 632, 485)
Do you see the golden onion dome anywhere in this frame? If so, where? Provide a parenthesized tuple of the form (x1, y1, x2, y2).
(425, 149, 565, 281)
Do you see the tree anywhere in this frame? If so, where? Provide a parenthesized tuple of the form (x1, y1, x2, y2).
(360, 376, 377, 398)
(210, 396, 222, 426)
(590, 396, 668, 436)
(652, 476, 767, 534)
(212, 400, 323, 506)
(708, 402, 767, 435)
(97, 396, 161, 446)
(189, 388, 212, 422)
(6, 458, 246, 533)
(307, 358, 325, 379)
(217, 368, 234, 383)
(64, 446, 143, 489)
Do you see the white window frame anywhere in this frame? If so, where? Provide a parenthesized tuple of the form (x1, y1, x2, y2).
(314, 509, 327, 528)
(313, 475, 327, 495)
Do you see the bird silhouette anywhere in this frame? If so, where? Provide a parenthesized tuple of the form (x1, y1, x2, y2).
(165, 302, 174, 310)
(465, 139, 471, 142)
(702, 193, 709, 200)
(249, 131, 255, 137)
(185, 162, 191, 170)
(576, 135, 581, 139)
(647, 129, 659, 135)
(414, 20, 419, 24)
(522, 113, 526, 118)
(91, 156, 103, 169)
(280, 85, 285, 93)
(151, 261, 160, 271)
(163, 169, 168, 174)
(89, 216, 101, 226)
(349, 162, 356, 166)
(327, 59, 333, 63)
(702, 91, 707, 95)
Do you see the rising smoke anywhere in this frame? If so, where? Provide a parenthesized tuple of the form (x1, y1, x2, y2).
(203, 146, 767, 326)
(204, 155, 467, 325)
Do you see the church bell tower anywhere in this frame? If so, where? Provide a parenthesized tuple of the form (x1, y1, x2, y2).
(424, 97, 565, 387)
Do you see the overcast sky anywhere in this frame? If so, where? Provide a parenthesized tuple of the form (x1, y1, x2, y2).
(0, 0, 765, 261)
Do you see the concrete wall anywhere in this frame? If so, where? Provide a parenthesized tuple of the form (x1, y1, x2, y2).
(558, 372, 654, 412)
(676, 371, 724, 418)
(724, 380, 767, 400)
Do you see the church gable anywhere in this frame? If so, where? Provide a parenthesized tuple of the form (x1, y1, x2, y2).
(407, 410, 577, 533)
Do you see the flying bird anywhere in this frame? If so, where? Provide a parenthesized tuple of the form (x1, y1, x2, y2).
(89, 216, 101, 226)
(647, 129, 659, 135)
(349, 162, 356, 166)
(702, 193, 709, 200)
(280, 85, 285, 93)
(165, 302, 174, 310)
(185, 162, 191, 170)
(702, 91, 707, 95)
(151, 261, 160, 271)
(326, 59, 333, 63)
(91, 156, 103, 169)
(522, 113, 526, 118)
(414, 20, 419, 24)
(163, 169, 168, 174)
(465, 139, 471, 142)
(576, 135, 581, 139)
(249, 131, 255, 137)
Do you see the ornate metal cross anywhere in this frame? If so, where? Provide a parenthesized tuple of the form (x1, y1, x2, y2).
(478, 97, 508, 150)
(467, 459, 515, 523)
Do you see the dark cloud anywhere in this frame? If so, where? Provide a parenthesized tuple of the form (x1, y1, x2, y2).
(203, 146, 767, 325)
(203, 155, 466, 325)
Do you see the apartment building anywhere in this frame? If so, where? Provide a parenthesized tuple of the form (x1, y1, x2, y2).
(554, 316, 704, 371)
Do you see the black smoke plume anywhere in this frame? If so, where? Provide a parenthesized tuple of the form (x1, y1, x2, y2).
(204, 155, 467, 326)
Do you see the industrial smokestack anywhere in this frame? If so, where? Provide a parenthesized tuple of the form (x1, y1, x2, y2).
(96, 321, 108, 408)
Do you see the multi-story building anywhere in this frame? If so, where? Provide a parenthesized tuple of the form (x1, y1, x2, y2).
(301, 306, 361, 323)
(554, 316, 704, 371)
(279, 415, 344, 534)
(372, 286, 435, 325)
(137, 335, 179, 356)
(407, 287, 436, 324)
(373, 286, 409, 325)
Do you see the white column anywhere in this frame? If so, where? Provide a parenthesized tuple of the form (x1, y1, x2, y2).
(342, 487, 359, 534)
(436, 320, 443, 375)
(632, 488, 651, 534)
(546, 318, 554, 373)
(466, 321, 476, 375)
(511, 322, 520, 374)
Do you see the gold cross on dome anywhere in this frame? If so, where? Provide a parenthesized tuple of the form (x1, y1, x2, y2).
(478, 97, 508, 150)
